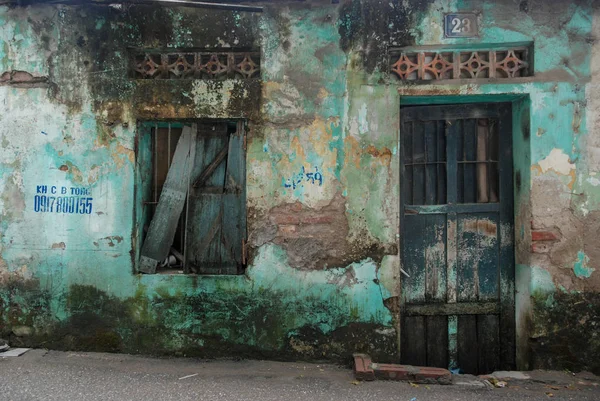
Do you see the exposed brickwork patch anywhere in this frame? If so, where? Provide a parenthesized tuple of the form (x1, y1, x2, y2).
(531, 226, 561, 253)
(532, 230, 561, 242)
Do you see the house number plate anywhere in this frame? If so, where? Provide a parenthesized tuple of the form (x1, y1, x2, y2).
(444, 13, 478, 38)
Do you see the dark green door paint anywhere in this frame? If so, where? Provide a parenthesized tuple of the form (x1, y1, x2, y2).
(400, 104, 515, 374)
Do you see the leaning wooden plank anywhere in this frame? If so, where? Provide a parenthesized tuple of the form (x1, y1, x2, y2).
(139, 125, 197, 274)
(192, 144, 228, 188)
(221, 130, 246, 270)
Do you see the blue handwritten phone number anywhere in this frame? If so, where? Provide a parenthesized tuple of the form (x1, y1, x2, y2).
(34, 195, 93, 214)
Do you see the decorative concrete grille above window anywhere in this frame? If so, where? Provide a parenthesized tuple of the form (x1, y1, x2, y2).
(389, 45, 532, 81)
(132, 51, 260, 79)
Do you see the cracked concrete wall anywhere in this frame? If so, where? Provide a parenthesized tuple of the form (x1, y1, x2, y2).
(0, 0, 599, 371)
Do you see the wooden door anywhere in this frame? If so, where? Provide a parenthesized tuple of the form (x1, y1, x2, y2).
(400, 103, 515, 374)
(185, 122, 246, 274)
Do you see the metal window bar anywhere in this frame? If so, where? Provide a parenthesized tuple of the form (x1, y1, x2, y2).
(403, 118, 499, 206)
(145, 123, 188, 270)
(153, 122, 158, 206)
(455, 118, 499, 204)
(404, 119, 448, 206)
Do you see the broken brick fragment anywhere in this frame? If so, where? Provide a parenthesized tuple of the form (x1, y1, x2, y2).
(373, 363, 411, 380)
(353, 353, 375, 381)
(354, 354, 452, 384)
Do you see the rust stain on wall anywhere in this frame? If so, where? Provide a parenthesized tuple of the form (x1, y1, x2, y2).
(462, 219, 498, 237)
(366, 145, 392, 163)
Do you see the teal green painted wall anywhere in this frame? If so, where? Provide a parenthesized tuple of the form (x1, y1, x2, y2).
(0, 0, 599, 370)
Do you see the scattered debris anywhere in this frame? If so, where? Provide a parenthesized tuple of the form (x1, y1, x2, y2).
(481, 371, 531, 381)
(0, 339, 8, 353)
(178, 373, 198, 380)
(483, 380, 495, 389)
(0, 348, 30, 357)
(486, 377, 508, 388)
(455, 378, 489, 388)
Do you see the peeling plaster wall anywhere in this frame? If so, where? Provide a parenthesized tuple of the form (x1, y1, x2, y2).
(0, 0, 599, 370)
(0, 1, 400, 362)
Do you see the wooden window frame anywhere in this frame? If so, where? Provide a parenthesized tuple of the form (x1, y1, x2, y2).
(135, 120, 247, 275)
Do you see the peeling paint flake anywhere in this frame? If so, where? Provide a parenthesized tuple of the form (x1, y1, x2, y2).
(573, 251, 595, 279)
(538, 149, 576, 176)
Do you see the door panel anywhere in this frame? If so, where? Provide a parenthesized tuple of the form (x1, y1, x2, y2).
(186, 123, 246, 274)
(402, 316, 427, 366)
(426, 315, 449, 368)
(457, 213, 500, 302)
(402, 214, 448, 304)
(400, 103, 514, 375)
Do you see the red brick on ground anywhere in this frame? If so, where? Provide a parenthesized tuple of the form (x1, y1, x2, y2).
(353, 354, 375, 381)
(353, 354, 452, 384)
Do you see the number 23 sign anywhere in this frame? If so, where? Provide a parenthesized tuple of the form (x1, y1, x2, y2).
(444, 13, 478, 38)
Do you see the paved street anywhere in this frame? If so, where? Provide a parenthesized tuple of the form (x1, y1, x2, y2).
(0, 350, 599, 401)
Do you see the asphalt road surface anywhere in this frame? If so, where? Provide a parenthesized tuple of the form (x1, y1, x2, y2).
(1, 350, 599, 401)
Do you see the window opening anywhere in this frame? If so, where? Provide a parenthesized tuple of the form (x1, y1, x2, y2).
(402, 116, 500, 206)
(139, 121, 246, 275)
(456, 118, 499, 204)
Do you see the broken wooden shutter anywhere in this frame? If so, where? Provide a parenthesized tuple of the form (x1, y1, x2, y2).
(139, 125, 196, 274)
(185, 122, 246, 274)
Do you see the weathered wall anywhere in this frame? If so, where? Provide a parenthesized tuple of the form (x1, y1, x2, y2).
(0, 0, 599, 371)
(395, 0, 599, 372)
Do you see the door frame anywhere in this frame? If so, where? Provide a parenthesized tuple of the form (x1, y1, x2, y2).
(398, 99, 518, 372)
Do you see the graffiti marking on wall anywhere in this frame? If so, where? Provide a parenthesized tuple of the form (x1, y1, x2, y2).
(33, 185, 93, 214)
(283, 166, 323, 189)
